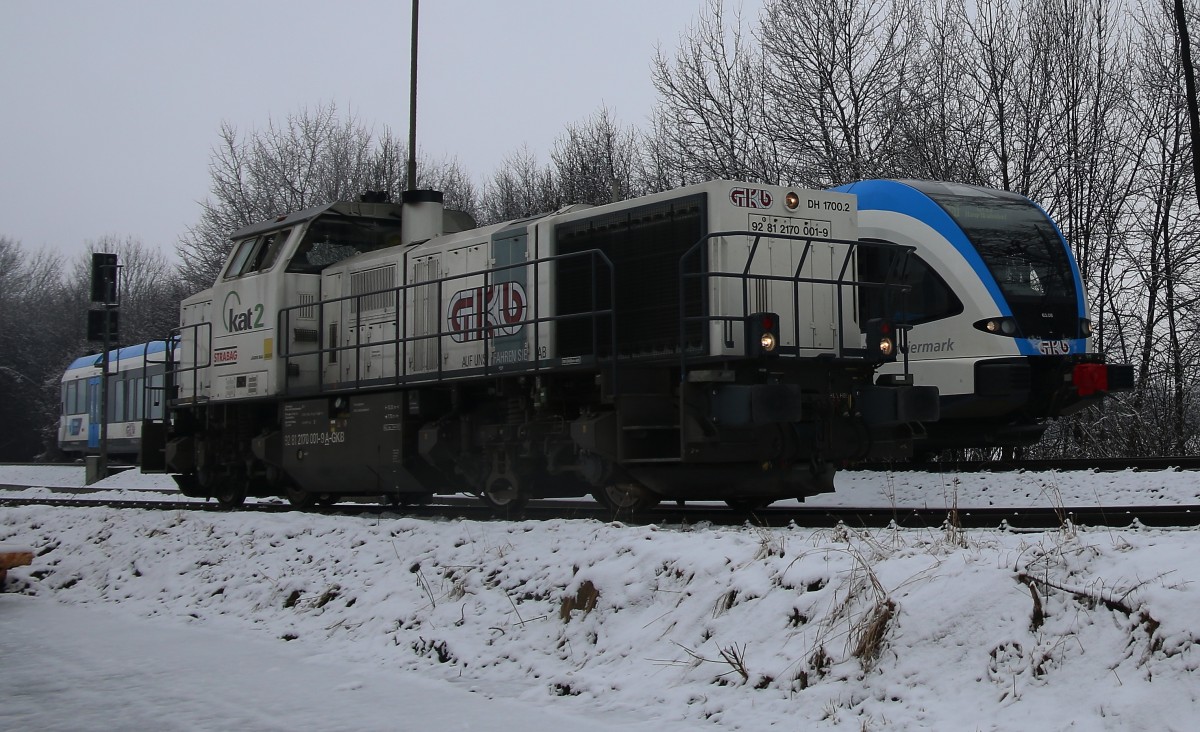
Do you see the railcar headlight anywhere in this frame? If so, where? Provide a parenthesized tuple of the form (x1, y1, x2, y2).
(878, 337, 894, 357)
(785, 191, 801, 210)
(760, 332, 778, 352)
(975, 317, 1019, 336)
(1080, 318, 1093, 337)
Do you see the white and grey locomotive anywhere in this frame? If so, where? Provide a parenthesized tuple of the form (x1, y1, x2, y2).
(145, 181, 938, 510)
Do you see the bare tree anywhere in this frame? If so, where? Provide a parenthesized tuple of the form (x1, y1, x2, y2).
(551, 107, 643, 206)
(894, 0, 993, 183)
(1118, 0, 1200, 455)
(0, 237, 75, 460)
(760, 0, 924, 186)
(478, 146, 559, 223)
(179, 102, 477, 292)
(649, 0, 782, 185)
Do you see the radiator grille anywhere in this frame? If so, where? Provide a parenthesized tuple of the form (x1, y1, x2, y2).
(297, 293, 317, 320)
(351, 265, 397, 313)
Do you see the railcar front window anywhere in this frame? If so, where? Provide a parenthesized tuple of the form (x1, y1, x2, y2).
(931, 195, 1075, 306)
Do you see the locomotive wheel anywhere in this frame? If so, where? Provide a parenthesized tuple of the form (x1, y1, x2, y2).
(724, 498, 774, 512)
(481, 476, 528, 514)
(592, 483, 660, 516)
(284, 483, 317, 510)
(212, 477, 247, 510)
(384, 493, 433, 507)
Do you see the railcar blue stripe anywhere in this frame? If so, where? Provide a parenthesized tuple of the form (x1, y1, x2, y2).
(834, 179, 1010, 314)
(67, 340, 171, 372)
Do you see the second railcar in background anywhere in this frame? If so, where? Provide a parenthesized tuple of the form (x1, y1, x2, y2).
(59, 340, 171, 459)
(835, 179, 1132, 451)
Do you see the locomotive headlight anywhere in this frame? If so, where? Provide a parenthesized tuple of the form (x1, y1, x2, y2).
(785, 192, 801, 210)
(747, 312, 781, 357)
(1080, 318, 1093, 337)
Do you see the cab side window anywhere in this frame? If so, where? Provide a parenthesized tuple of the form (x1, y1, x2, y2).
(858, 246, 962, 327)
(223, 229, 292, 280)
(223, 237, 258, 279)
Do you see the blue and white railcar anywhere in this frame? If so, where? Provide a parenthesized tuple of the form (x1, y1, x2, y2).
(59, 340, 172, 458)
(834, 179, 1132, 450)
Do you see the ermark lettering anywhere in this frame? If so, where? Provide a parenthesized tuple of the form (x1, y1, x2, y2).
(909, 338, 955, 354)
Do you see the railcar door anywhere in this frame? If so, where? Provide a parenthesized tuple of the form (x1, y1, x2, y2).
(490, 228, 533, 369)
(86, 375, 101, 450)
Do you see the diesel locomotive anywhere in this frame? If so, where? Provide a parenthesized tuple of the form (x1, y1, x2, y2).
(140, 180, 938, 510)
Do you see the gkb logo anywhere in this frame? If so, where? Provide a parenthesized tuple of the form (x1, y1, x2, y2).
(729, 187, 773, 209)
(223, 291, 265, 333)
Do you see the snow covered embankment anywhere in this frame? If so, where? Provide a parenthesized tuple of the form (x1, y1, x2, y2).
(3, 507, 1198, 730)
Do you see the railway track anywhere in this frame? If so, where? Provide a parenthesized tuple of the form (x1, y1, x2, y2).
(8, 456, 1200, 476)
(877, 456, 1200, 472)
(3, 489, 1198, 530)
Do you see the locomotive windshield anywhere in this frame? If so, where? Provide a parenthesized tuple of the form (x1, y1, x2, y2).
(285, 214, 404, 274)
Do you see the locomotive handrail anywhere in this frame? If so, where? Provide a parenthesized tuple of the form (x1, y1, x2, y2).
(276, 248, 618, 397)
(138, 337, 176, 422)
(676, 231, 916, 378)
(165, 322, 212, 406)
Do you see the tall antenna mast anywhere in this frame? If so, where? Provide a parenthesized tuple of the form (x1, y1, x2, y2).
(406, 0, 419, 191)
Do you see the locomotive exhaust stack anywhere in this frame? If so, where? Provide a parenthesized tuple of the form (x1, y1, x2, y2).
(400, 189, 445, 246)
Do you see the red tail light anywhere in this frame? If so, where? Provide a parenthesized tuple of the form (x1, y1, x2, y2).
(1073, 363, 1108, 396)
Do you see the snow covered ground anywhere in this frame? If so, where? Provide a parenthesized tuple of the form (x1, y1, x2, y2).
(3, 465, 1199, 730)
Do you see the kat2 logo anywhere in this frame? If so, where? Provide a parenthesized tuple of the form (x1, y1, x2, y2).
(223, 291, 265, 334)
(446, 281, 527, 342)
(730, 187, 773, 209)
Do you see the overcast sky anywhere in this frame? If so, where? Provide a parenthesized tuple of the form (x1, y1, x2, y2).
(0, 0, 760, 260)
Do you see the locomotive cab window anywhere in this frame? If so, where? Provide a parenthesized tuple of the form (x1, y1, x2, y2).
(223, 237, 258, 279)
(857, 245, 962, 327)
(286, 216, 403, 274)
(223, 229, 292, 280)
